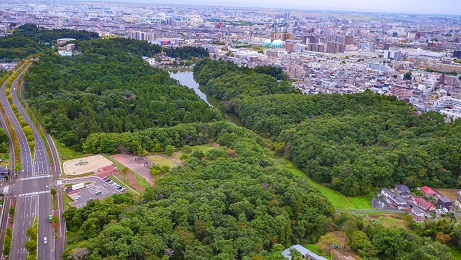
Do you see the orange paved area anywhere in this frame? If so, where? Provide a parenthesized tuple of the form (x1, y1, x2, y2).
(112, 154, 154, 186)
(128, 171, 144, 190)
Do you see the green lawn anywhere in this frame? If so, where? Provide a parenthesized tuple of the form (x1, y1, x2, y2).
(191, 144, 216, 152)
(55, 140, 84, 161)
(147, 155, 179, 168)
(275, 157, 373, 210)
(174, 144, 216, 162)
(63, 193, 73, 211)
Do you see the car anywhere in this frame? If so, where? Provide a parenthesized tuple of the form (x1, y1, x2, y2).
(75, 196, 82, 200)
(95, 191, 102, 195)
(102, 176, 108, 181)
(117, 186, 123, 190)
(44, 237, 48, 244)
(105, 178, 111, 183)
(109, 180, 114, 184)
(121, 188, 126, 192)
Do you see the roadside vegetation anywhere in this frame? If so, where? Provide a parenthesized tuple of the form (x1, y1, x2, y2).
(1, 59, 32, 171)
(24, 217, 38, 260)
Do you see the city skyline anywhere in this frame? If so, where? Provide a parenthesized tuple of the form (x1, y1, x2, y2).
(80, 0, 461, 16)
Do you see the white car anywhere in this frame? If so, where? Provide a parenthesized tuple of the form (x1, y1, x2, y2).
(44, 237, 48, 244)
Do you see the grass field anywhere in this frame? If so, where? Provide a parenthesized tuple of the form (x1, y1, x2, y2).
(173, 143, 217, 162)
(275, 157, 373, 210)
(360, 212, 408, 228)
(147, 155, 180, 168)
(191, 144, 216, 152)
(55, 140, 84, 161)
(437, 188, 459, 201)
(63, 193, 73, 211)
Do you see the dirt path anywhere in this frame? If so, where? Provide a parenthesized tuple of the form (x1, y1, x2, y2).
(112, 154, 155, 186)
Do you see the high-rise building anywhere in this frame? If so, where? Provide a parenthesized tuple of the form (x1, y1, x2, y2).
(384, 48, 402, 61)
(304, 35, 318, 44)
(326, 42, 345, 53)
(285, 42, 294, 53)
(383, 42, 391, 50)
(130, 31, 155, 42)
(326, 42, 336, 53)
(345, 35, 354, 45)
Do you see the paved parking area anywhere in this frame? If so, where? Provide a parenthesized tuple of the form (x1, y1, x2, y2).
(66, 177, 125, 208)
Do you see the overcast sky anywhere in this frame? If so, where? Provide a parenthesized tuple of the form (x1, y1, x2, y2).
(92, 0, 461, 15)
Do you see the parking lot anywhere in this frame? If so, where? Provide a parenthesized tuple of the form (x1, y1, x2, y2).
(65, 176, 126, 208)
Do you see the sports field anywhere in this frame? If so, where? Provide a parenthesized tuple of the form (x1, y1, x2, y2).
(63, 155, 113, 176)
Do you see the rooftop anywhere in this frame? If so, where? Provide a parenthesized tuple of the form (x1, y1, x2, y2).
(281, 245, 327, 260)
(420, 186, 437, 195)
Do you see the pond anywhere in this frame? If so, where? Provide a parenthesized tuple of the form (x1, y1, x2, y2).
(169, 70, 244, 127)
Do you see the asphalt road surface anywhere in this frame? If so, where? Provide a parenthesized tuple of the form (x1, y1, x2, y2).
(0, 65, 55, 260)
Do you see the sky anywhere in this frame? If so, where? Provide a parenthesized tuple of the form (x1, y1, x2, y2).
(88, 0, 461, 15)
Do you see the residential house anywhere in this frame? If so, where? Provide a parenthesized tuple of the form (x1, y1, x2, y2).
(413, 197, 436, 211)
(437, 196, 452, 210)
(454, 195, 461, 209)
(411, 207, 425, 222)
(395, 184, 411, 198)
(282, 245, 328, 260)
(381, 188, 409, 209)
(420, 186, 438, 197)
(389, 195, 410, 210)
(0, 166, 8, 181)
(381, 188, 396, 198)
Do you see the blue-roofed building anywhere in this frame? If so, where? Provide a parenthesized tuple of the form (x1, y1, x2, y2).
(271, 39, 284, 48)
(263, 39, 272, 47)
(281, 244, 328, 260)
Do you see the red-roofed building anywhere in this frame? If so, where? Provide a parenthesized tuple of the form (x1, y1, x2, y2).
(94, 165, 116, 175)
(420, 186, 438, 197)
(413, 197, 436, 211)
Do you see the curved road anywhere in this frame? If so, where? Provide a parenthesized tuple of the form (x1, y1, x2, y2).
(0, 64, 55, 260)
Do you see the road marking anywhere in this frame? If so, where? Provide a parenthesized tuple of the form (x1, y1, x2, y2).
(19, 175, 52, 181)
(18, 191, 49, 197)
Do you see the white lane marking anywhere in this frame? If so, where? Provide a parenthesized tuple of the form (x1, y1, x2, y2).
(18, 191, 49, 197)
(20, 175, 52, 181)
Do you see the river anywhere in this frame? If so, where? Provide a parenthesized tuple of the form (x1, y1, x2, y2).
(169, 70, 244, 126)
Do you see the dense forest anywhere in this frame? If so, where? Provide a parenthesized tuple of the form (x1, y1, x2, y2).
(64, 121, 334, 260)
(67, 121, 453, 260)
(0, 24, 99, 60)
(24, 41, 222, 151)
(194, 59, 461, 196)
(164, 46, 209, 60)
(75, 38, 162, 57)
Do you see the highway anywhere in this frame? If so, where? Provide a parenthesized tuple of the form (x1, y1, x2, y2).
(0, 64, 55, 260)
